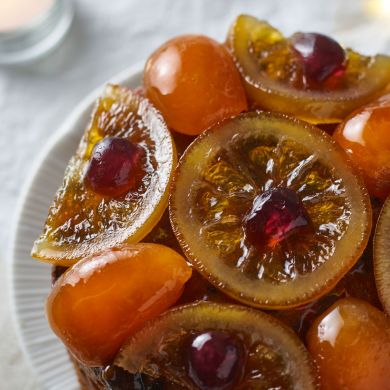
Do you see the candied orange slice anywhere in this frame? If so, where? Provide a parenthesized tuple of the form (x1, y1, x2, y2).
(374, 196, 390, 314)
(32, 85, 176, 266)
(170, 112, 371, 309)
(47, 244, 192, 366)
(226, 15, 390, 124)
(115, 302, 318, 389)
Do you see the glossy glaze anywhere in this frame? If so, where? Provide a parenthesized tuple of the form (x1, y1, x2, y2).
(334, 93, 390, 199)
(47, 244, 192, 366)
(307, 298, 390, 390)
(144, 35, 247, 135)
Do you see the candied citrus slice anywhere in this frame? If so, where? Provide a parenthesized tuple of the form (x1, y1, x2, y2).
(307, 298, 390, 390)
(226, 15, 390, 124)
(32, 85, 177, 266)
(374, 196, 390, 314)
(170, 111, 371, 309)
(47, 244, 192, 366)
(115, 302, 318, 389)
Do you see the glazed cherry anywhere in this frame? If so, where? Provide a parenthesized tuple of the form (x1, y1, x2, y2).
(187, 331, 246, 390)
(85, 137, 144, 197)
(244, 188, 311, 249)
(290, 32, 346, 83)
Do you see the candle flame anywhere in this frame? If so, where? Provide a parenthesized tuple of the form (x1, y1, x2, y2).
(366, 0, 390, 17)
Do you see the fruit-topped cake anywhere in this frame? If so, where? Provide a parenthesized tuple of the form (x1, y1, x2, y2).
(32, 15, 390, 390)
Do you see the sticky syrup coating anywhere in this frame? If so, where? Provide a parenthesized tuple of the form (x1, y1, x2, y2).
(47, 244, 192, 366)
(144, 35, 247, 135)
(307, 298, 390, 390)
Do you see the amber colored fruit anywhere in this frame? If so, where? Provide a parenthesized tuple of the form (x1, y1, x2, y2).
(374, 197, 390, 314)
(32, 85, 177, 266)
(307, 298, 390, 390)
(46, 244, 192, 366)
(334, 93, 390, 199)
(170, 111, 371, 309)
(143, 35, 248, 135)
(226, 15, 390, 124)
(115, 302, 318, 389)
(273, 245, 381, 338)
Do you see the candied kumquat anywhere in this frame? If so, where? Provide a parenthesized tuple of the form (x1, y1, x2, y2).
(307, 298, 390, 390)
(144, 35, 247, 135)
(334, 93, 390, 200)
(47, 244, 192, 366)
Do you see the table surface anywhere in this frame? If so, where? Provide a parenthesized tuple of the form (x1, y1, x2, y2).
(1, 0, 389, 388)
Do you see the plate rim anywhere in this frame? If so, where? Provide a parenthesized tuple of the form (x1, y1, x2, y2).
(8, 62, 144, 389)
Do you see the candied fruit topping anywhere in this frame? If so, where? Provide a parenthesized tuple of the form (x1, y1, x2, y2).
(170, 112, 371, 308)
(244, 187, 312, 249)
(227, 14, 390, 123)
(144, 35, 247, 135)
(374, 197, 390, 315)
(187, 331, 246, 390)
(307, 298, 390, 390)
(334, 93, 390, 200)
(46, 244, 192, 366)
(32, 85, 176, 265)
(115, 302, 317, 389)
(290, 32, 346, 84)
(84, 137, 144, 197)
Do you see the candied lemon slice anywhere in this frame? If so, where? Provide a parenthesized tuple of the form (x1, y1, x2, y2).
(227, 15, 390, 124)
(32, 85, 176, 266)
(374, 196, 390, 315)
(170, 111, 371, 309)
(115, 302, 318, 389)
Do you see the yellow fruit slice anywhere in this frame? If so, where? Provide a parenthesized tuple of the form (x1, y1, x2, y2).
(170, 111, 371, 309)
(32, 85, 176, 266)
(374, 196, 390, 314)
(115, 302, 318, 389)
(227, 15, 390, 124)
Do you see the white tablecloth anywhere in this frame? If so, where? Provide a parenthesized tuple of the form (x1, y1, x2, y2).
(1, 0, 389, 388)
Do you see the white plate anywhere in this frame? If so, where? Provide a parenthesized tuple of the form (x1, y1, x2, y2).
(10, 64, 143, 390)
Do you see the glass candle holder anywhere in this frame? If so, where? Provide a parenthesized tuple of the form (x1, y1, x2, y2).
(0, 0, 74, 65)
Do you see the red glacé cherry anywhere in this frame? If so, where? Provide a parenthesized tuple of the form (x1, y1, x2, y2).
(290, 32, 346, 83)
(186, 331, 246, 390)
(244, 188, 311, 249)
(84, 137, 144, 197)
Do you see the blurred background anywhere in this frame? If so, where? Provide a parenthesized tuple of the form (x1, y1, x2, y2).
(0, 0, 389, 388)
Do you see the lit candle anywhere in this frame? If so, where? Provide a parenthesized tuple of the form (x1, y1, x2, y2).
(0, 0, 73, 64)
(365, 0, 390, 18)
(0, 0, 54, 32)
